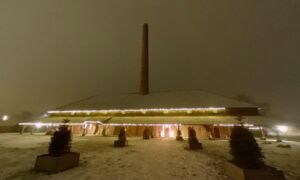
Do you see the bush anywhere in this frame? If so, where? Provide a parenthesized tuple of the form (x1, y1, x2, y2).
(229, 126, 265, 169)
(188, 127, 198, 144)
(176, 129, 184, 141)
(118, 127, 126, 141)
(48, 124, 72, 157)
(188, 127, 203, 149)
(177, 129, 182, 137)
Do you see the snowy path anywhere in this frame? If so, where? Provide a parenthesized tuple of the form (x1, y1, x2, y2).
(0, 133, 299, 180)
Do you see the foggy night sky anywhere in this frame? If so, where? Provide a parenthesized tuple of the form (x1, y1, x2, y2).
(0, 1, 299, 124)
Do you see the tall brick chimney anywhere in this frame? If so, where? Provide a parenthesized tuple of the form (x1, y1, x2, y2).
(139, 23, 149, 95)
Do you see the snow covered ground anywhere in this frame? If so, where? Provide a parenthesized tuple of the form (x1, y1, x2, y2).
(0, 133, 299, 180)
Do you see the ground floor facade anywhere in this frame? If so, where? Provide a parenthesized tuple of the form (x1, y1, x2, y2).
(20, 114, 264, 139)
(66, 124, 232, 139)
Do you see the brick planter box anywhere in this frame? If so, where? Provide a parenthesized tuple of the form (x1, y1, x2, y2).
(188, 142, 203, 150)
(34, 152, 80, 173)
(176, 136, 184, 141)
(225, 161, 285, 180)
(114, 140, 128, 147)
(143, 135, 150, 140)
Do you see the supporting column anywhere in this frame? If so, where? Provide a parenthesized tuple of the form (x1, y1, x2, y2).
(204, 125, 215, 140)
(69, 126, 74, 134)
(260, 127, 266, 140)
(82, 126, 87, 136)
(150, 126, 154, 138)
(276, 132, 282, 142)
(102, 126, 107, 136)
(20, 126, 26, 135)
(227, 127, 232, 139)
(30, 126, 34, 135)
(143, 127, 150, 139)
(94, 124, 100, 135)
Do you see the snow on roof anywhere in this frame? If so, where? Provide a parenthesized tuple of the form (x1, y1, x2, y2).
(55, 90, 258, 111)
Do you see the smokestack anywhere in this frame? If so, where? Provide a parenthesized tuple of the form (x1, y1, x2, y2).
(139, 23, 149, 95)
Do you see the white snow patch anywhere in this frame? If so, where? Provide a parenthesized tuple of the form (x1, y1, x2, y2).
(0, 133, 299, 180)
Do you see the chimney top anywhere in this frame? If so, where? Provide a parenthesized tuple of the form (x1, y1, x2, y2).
(139, 23, 149, 95)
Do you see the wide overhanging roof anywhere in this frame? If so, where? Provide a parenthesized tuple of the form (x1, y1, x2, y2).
(55, 90, 258, 111)
(46, 90, 260, 117)
(20, 90, 262, 126)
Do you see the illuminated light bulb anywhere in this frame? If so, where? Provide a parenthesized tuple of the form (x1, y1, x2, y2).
(276, 125, 288, 133)
(187, 110, 192, 114)
(141, 110, 146, 114)
(163, 110, 169, 114)
(35, 123, 42, 129)
(47, 107, 226, 115)
(2, 115, 8, 121)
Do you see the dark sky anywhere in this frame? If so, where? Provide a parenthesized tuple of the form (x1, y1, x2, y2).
(0, 1, 299, 123)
